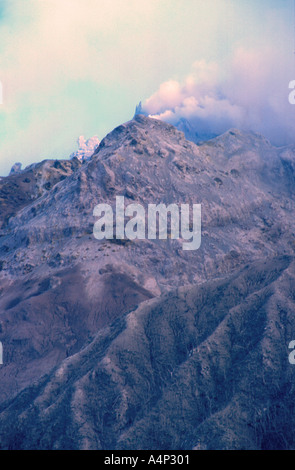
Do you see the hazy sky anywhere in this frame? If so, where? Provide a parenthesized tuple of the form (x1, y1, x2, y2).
(0, 0, 294, 175)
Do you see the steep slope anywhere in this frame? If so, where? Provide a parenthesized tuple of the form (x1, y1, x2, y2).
(0, 115, 294, 406)
(0, 158, 81, 229)
(0, 256, 294, 450)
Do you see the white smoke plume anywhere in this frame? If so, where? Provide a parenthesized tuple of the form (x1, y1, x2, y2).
(142, 48, 295, 146)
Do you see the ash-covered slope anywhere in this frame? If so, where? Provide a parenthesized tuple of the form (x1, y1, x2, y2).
(0, 158, 81, 229)
(0, 115, 295, 443)
(0, 256, 294, 450)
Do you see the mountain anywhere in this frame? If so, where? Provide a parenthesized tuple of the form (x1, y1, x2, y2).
(0, 115, 294, 449)
(9, 163, 22, 176)
(0, 256, 294, 450)
(134, 103, 218, 143)
(175, 117, 217, 144)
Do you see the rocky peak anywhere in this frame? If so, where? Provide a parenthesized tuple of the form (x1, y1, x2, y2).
(9, 162, 22, 175)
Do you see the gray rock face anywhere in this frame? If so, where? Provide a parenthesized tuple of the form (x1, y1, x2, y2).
(175, 117, 217, 143)
(9, 163, 22, 176)
(0, 115, 294, 449)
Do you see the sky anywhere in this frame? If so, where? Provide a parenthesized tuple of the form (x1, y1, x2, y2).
(0, 0, 294, 175)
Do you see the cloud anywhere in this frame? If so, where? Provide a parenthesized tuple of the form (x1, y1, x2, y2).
(0, 0, 162, 174)
(143, 47, 295, 145)
(0, 0, 293, 174)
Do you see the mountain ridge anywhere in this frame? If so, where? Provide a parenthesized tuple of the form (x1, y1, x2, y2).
(0, 115, 294, 449)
